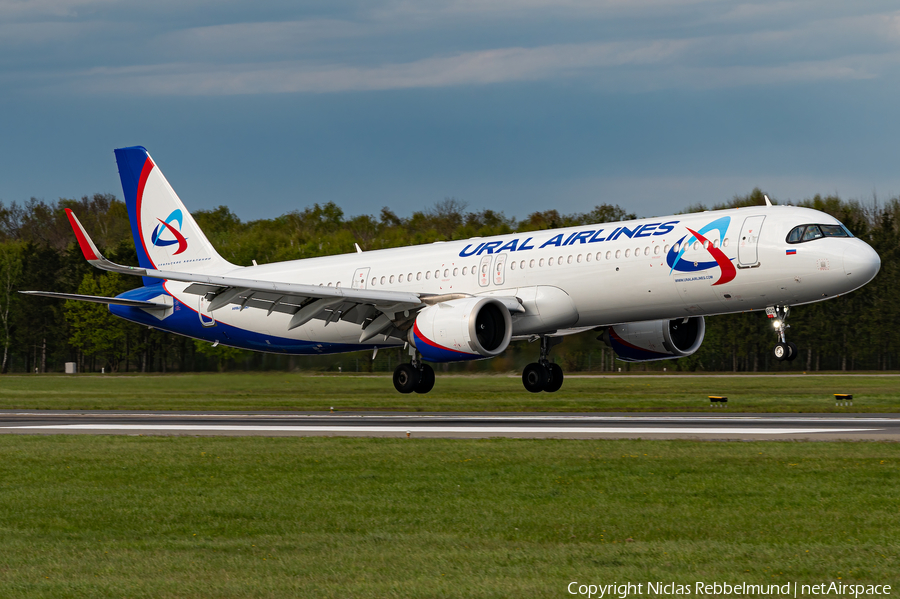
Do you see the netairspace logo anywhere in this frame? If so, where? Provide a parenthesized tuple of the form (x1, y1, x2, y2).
(567, 581, 892, 598)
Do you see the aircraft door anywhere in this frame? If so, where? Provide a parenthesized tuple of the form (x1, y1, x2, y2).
(493, 254, 507, 286)
(478, 255, 492, 287)
(352, 267, 370, 290)
(198, 296, 217, 327)
(738, 215, 765, 267)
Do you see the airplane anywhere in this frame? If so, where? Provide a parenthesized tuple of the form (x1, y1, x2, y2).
(23, 146, 881, 393)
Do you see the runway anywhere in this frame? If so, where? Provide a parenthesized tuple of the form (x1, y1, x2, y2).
(0, 410, 898, 440)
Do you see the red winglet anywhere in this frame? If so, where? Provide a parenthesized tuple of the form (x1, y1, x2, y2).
(65, 208, 99, 261)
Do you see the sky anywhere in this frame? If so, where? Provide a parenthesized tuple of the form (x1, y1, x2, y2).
(2, 0, 900, 221)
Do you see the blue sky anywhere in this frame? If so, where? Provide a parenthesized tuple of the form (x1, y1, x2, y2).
(2, 0, 900, 221)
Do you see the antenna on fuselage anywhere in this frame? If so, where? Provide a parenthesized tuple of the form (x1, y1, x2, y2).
(764, 194, 773, 207)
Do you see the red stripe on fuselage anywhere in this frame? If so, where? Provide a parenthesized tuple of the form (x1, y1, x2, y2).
(136, 157, 156, 268)
(685, 227, 736, 285)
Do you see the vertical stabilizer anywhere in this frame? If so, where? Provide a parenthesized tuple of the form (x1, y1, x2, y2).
(115, 146, 235, 277)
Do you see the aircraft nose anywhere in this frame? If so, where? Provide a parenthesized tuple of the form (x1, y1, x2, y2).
(842, 241, 881, 287)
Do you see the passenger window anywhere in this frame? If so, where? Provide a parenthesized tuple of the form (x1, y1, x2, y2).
(380, 276, 385, 285)
(408, 272, 413, 281)
(549, 257, 555, 266)
(558, 255, 563, 265)
(399, 274, 405, 283)
(462, 267, 467, 276)
(389, 276, 394, 283)
(417, 272, 422, 281)
(529, 259, 535, 268)
(567, 255, 573, 264)
(723, 238, 729, 247)
(444, 269, 449, 278)
(510, 262, 516, 270)
(585, 254, 590, 262)
(371, 277, 377, 286)
(336, 282, 341, 287)
(435, 270, 440, 278)
(603, 251, 609, 260)
(673, 242, 680, 253)
(664, 245, 669, 253)
(539, 258, 545, 267)
(692, 241, 699, 251)
(654, 246, 660, 255)
(634, 247, 640, 257)
(426, 271, 431, 280)
(453, 268, 458, 276)
(625, 249, 631, 258)
(615, 250, 620, 259)
(702, 240, 709, 249)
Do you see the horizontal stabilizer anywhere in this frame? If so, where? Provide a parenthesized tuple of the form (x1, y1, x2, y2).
(18, 291, 170, 309)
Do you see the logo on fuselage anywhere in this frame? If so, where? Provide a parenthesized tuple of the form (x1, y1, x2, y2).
(667, 216, 735, 286)
(151, 209, 188, 255)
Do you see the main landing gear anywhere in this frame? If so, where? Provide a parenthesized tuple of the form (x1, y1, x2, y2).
(522, 336, 564, 393)
(767, 305, 798, 362)
(393, 351, 435, 394)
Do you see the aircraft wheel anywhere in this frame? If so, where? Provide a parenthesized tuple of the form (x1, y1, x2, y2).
(544, 363, 564, 393)
(773, 342, 789, 361)
(393, 363, 420, 394)
(522, 362, 549, 393)
(786, 342, 798, 362)
(415, 364, 435, 394)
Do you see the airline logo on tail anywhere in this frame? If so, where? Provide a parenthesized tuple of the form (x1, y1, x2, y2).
(151, 209, 188, 255)
(667, 216, 736, 286)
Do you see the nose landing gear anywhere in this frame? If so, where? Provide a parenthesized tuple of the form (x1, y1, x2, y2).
(767, 305, 798, 362)
(393, 350, 435, 394)
(522, 336, 565, 393)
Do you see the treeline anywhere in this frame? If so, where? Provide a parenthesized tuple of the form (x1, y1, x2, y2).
(0, 189, 897, 374)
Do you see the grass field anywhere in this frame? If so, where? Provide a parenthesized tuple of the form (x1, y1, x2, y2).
(1, 372, 899, 412)
(0, 436, 896, 597)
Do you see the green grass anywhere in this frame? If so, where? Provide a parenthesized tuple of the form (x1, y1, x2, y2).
(1, 372, 899, 412)
(0, 436, 897, 597)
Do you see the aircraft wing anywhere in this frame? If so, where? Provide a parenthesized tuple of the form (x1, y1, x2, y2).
(18, 290, 170, 309)
(65, 209, 426, 340)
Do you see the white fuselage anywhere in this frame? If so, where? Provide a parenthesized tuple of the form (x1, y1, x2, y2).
(161, 205, 880, 350)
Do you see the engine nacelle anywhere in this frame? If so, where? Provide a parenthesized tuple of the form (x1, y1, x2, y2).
(410, 297, 512, 363)
(602, 316, 705, 362)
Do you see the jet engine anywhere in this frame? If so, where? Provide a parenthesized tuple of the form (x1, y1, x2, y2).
(601, 316, 705, 362)
(410, 297, 512, 362)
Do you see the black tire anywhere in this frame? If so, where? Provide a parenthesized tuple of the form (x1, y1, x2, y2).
(393, 363, 420, 394)
(773, 342, 789, 361)
(786, 342, 798, 362)
(522, 362, 549, 393)
(544, 363, 564, 393)
(415, 364, 435, 394)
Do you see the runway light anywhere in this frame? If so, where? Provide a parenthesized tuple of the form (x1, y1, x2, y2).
(406, 430, 411, 438)
(330, 406, 334, 413)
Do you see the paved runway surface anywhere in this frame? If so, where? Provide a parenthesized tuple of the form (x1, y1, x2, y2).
(1, 410, 898, 440)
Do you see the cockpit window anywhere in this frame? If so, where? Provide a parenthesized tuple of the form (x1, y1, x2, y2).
(786, 223, 852, 244)
(802, 225, 823, 241)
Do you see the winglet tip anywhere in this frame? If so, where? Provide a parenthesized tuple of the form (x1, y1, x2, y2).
(65, 209, 100, 262)
(764, 194, 773, 207)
